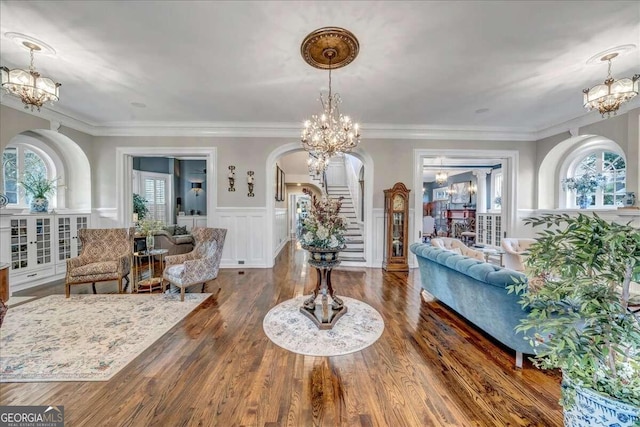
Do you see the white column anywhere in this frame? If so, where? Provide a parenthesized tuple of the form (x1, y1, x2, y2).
(472, 169, 491, 213)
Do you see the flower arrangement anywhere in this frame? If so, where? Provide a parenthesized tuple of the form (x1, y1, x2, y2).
(137, 218, 164, 236)
(300, 188, 348, 249)
(509, 213, 640, 412)
(562, 172, 607, 196)
(19, 171, 57, 200)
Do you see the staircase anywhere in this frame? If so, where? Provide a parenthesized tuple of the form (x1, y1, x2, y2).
(326, 185, 366, 266)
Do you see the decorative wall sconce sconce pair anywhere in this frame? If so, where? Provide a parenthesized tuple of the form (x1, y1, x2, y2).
(247, 171, 255, 197)
(228, 166, 255, 197)
(228, 166, 236, 191)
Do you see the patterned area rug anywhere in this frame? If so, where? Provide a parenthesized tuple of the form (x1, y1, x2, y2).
(263, 296, 384, 356)
(0, 293, 210, 382)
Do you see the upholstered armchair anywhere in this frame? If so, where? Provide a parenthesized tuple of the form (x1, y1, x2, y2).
(431, 237, 484, 261)
(163, 227, 227, 301)
(65, 228, 135, 297)
(501, 238, 536, 272)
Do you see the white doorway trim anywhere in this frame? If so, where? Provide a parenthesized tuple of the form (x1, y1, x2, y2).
(116, 147, 217, 227)
(265, 144, 374, 267)
(413, 148, 519, 246)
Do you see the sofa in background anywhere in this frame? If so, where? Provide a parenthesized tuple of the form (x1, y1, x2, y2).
(430, 237, 485, 261)
(410, 242, 535, 368)
(501, 238, 536, 272)
(153, 225, 194, 256)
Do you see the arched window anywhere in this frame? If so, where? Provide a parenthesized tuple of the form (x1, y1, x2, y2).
(2, 144, 57, 207)
(566, 150, 626, 208)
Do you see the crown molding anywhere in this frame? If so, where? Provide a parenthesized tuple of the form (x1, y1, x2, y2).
(3, 97, 637, 142)
(534, 100, 640, 140)
(0, 97, 98, 135)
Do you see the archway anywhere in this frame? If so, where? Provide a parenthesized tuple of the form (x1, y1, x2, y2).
(537, 135, 623, 209)
(265, 143, 374, 267)
(4, 129, 91, 211)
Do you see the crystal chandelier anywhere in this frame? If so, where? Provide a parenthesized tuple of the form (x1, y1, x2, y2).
(583, 52, 639, 118)
(1, 40, 61, 112)
(308, 153, 330, 176)
(435, 158, 448, 185)
(300, 27, 361, 171)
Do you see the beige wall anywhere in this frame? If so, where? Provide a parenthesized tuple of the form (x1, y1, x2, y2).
(534, 108, 640, 198)
(91, 135, 291, 209)
(21, 104, 640, 219)
(1, 106, 50, 150)
(2, 104, 540, 217)
(363, 139, 537, 209)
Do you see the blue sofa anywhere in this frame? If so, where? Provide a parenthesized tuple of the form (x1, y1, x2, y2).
(410, 242, 535, 368)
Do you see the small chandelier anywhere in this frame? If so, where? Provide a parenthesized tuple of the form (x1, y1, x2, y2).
(300, 27, 361, 171)
(435, 158, 448, 186)
(308, 153, 330, 176)
(583, 52, 639, 118)
(1, 40, 61, 112)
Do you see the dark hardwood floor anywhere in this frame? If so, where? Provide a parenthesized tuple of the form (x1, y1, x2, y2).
(2, 241, 562, 426)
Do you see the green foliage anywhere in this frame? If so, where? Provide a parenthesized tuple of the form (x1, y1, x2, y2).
(18, 171, 57, 199)
(508, 213, 640, 407)
(133, 193, 149, 220)
(137, 218, 164, 236)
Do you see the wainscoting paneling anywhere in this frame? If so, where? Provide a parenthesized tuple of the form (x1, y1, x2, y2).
(274, 208, 289, 255)
(217, 208, 268, 268)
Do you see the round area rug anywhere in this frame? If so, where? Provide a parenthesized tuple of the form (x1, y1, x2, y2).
(263, 296, 384, 357)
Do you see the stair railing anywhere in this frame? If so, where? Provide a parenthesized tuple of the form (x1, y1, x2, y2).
(343, 156, 362, 223)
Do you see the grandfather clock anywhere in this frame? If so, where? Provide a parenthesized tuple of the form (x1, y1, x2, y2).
(383, 182, 410, 272)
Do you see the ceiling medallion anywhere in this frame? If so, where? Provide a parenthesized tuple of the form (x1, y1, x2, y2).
(300, 27, 359, 70)
(583, 51, 639, 118)
(300, 27, 361, 174)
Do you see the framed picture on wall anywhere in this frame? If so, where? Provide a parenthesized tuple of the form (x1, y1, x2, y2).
(433, 187, 449, 201)
(279, 168, 285, 201)
(450, 181, 471, 204)
(275, 166, 282, 201)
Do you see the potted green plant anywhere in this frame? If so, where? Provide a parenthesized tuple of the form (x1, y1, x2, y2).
(509, 213, 640, 426)
(19, 171, 57, 213)
(133, 193, 149, 220)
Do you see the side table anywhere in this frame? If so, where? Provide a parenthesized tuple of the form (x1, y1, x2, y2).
(133, 249, 168, 293)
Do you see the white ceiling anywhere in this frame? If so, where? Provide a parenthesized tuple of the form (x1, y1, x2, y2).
(1, 1, 639, 136)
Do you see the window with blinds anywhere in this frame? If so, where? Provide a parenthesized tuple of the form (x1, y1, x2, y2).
(144, 177, 167, 223)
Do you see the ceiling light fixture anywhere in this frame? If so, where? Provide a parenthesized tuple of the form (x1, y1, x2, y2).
(300, 27, 361, 172)
(583, 52, 639, 118)
(1, 39, 61, 112)
(435, 158, 448, 186)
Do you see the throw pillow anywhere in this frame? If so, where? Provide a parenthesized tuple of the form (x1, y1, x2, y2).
(447, 247, 462, 255)
(163, 226, 175, 236)
(174, 225, 188, 235)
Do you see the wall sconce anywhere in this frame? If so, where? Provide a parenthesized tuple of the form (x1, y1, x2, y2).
(191, 182, 203, 196)
(228, 166, 236, 192)
(247, 171, 255, 197)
